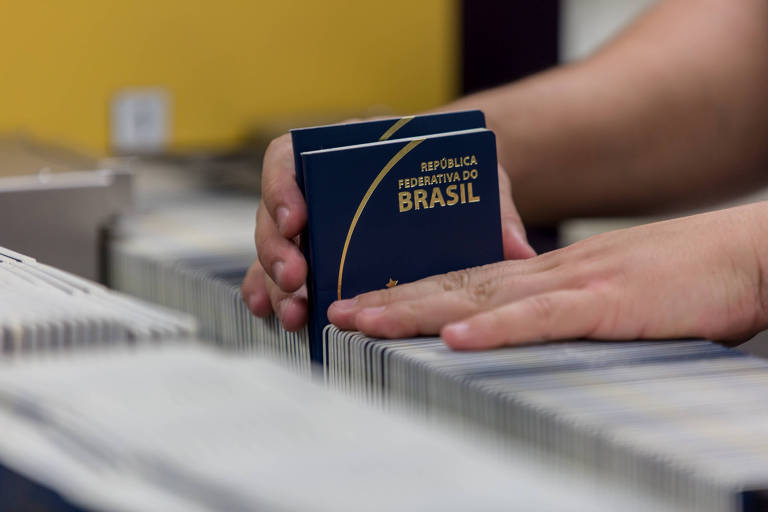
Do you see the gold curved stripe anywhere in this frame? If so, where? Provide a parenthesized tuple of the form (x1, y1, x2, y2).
(337, 138, 424, 299)
(378, 116, 414, 141)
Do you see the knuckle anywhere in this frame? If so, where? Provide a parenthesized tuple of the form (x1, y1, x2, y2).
(261, 172, 282, 202)
(262, 138, 294, 196)
(265, 138, 279, 157)
(530, 295, 556, 325)
(265, 134, 291, 158)
(256, 235, 278, 266)
(266, 280, 284, 306)
(241, 263, 265, 299)
(358, 288, 394, 307)
(574, 284, 615, 339)
(466, 279, 499, 307)
(440, 269, 472, 292)
(255, 216, 269, 248)
(254, 225, 265, 248)
(378, 289, 397, 306)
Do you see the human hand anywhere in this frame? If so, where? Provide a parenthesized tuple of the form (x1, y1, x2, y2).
(241, 134, 308, 331)
(241, 132, 535, 331)
(328, 204, 768, 347)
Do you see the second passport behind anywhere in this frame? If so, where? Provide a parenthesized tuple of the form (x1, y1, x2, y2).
(290, 111, 503, 361)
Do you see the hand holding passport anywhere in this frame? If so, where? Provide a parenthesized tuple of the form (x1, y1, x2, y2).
(243, 111, 535, 360)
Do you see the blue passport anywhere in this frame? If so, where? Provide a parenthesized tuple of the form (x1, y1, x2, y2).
(290, 110, 486, 192)
(291, 112, 503, 361)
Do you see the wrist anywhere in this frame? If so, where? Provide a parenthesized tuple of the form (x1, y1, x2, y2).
(744, 202, 768, 330)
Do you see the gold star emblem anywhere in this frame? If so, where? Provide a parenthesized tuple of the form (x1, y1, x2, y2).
(386, 277, 398, 288)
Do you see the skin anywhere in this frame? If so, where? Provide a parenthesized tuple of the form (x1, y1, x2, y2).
(242, 0, 768, 347)
(241, 149, 534, 331)
(329, 203, 768, 347)
(448, 0, 768, 225)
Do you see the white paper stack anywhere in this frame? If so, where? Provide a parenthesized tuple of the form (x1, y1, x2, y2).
(0, 343, 677, 512)
(108, 195, 310, 372)
(103, 195, 768, 511)
(323, 326, 768, 512)
(0, 245, 678, 511)
(0, 247, 195, 352)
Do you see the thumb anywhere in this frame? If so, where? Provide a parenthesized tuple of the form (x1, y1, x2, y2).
(497, 164, 536, 260)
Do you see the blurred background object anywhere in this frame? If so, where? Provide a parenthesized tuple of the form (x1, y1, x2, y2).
(0, 0, 461, 203)
(0, 1, 654, 189)
(0, 135, 131, 280)
(0, 1, 457, 155)
(560, 0, 657, 62)
(0, 1, 662, 157)
(0, 135, 98, 175)
(2, 0, 767, 353)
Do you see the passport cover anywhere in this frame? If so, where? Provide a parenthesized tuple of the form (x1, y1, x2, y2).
(291, 111, 486, 282)
(302, 128, 503, 361)
(290, 110, 486, 193)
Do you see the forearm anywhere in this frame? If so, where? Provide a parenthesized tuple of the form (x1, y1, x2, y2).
(446, 0, 768, 225)
(741, 201, 768, 331)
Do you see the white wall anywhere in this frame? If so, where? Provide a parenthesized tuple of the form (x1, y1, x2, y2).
(560, 0, 658, 62)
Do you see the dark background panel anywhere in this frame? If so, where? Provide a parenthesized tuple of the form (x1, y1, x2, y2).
(461, 0, 561, 95)
(461, 0, 562, 252)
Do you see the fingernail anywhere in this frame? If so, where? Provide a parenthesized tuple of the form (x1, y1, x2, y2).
(272, 261, 284, 287)
(443, 321, 471, 342)
(330, 298, 358, 312)
(276, 206, 290, 234)
(359, 306, 386, 317)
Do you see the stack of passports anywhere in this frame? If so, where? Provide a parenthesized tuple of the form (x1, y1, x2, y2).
(291, 111, 504, 360)
(2, 247, 665, 512)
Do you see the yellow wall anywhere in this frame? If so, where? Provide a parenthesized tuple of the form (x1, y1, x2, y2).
(0, 1, 458, 154)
